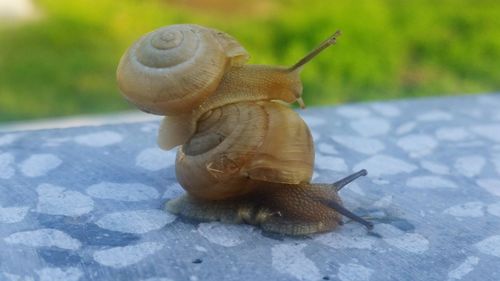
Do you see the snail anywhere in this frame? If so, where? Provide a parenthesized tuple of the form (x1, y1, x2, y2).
(117, 24, 373, 235)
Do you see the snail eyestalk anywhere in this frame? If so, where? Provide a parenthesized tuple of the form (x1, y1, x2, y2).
(288, 30, 341, 72)
(324, 199, 374, 230)
(333, 169, 368, 191)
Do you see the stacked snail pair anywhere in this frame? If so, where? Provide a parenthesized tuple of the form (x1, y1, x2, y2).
(117, 24, 372, 235)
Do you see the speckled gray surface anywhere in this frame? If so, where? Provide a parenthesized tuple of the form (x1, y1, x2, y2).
(1, 94, 500, 281)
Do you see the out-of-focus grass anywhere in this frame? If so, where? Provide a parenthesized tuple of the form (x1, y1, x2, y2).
(0, 0, 499, 121)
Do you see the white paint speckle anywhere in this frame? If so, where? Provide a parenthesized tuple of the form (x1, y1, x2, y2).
(475, 235, 500, 257)
(397, 134, 438, 158)
(372, 178, 390, 185)
(315, 154, 348, 172)
(36, 184, 94, 216)
(372, 195, 393, 208)
(447, 256, 479, 280)
(384, 233, 430, 254)
(43, 137, 71, 147)
(74, 131, 123, 146)
(2, 272, 35, 281)
(19, 154, 62, 177)
(86, 182, 159, 201)
(317, 143, 338, 154)
(454, 156, 485, 177)
(417, 110, 453, 122)
(487, 202, 500, 217)
(376, 224, 429, 254)
(331, 135, 385, 155)
(336, 107, 371, 119)
(353, 155, 417, 177)
(396, 122, 417, 135)
(0, 134, 21, 146)
(0, 153, 15, 179)
(162, 183, 184, 199)
(271, 243, 321, 281)
(141, 123, 159, 132)
(443, 202, 484, 217)
(139, 278, 174, 281)
(37, 267, 83, 281)
(198, 222, 254, 247)
(492, 156, 500, 176)
(301, 115, 326, 127)
(93, 242, 164, 268)
(371, 103, 400, 117)
(0, 205, 29, 223)
(345, 182, 365, 196)
(350, 117, 391, 137)
(96, 210, 175, 234)
(136, 147, 176, 171)
(407, 176, 457, 189)
(471, 124, 500, 142)
(194, 245, 208, 252)
(338, 263, 374, 281)
(4, 228, 81, 250)
(420, 160, 450, 175)
(476, 179, 500, 197)
(315, 224, 376, 250)
(477, 96, 500, 107)
(435, 127, 470, 141)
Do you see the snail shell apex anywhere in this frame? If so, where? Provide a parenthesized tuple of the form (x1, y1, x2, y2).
(116, 24, 249, 115)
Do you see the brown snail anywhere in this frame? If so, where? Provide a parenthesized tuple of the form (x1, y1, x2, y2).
(117, 24, 373, 235)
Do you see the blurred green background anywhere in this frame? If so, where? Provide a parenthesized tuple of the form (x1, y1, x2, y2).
(0, 0, 499, 122)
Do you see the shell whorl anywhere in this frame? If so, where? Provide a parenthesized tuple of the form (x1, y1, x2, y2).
(175, 101, 314, 200)
(117, 24, 249, 116)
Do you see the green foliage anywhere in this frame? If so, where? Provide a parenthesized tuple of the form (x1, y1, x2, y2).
(1, 0, 499, 121)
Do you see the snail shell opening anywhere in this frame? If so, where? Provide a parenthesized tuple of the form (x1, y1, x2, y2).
(117, 24, 250, 116)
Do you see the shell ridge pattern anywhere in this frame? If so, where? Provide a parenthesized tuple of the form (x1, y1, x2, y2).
(131, 28, 201, 70)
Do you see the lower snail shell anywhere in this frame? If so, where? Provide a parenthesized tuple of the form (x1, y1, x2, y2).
(175, 101, 314, 200)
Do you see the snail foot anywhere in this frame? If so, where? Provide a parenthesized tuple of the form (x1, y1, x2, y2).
(166, 171, 371, 235)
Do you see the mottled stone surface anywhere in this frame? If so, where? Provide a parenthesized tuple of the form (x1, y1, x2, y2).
(1, 94, 500, 281)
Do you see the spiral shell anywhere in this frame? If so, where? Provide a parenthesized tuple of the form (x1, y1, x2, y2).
(175, 101, 314, 200)
(116, 24, 249, 115)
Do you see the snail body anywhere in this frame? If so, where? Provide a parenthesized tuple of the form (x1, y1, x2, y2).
(117, 24, 372, 235)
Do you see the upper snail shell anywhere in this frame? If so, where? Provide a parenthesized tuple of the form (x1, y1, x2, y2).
(116, 24, 250, 115)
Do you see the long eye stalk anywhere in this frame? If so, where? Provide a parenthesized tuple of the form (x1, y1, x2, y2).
(333, 169, 367, 191)
(288, 30, 341, 72)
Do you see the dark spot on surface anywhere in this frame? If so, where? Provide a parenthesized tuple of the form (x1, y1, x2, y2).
(367, 231, 383, 239)
(39, 249, 82, 266)
(260, 231, 286, 241)
(376, 216, 415, 232)
(37, 214, 140, 246)
(260, 230, 311, 241)
(192, 258, 203, 264)
(323, 276, 330, 280)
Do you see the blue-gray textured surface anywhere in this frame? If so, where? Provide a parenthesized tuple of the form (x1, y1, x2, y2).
(1, 94, 500, 281)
